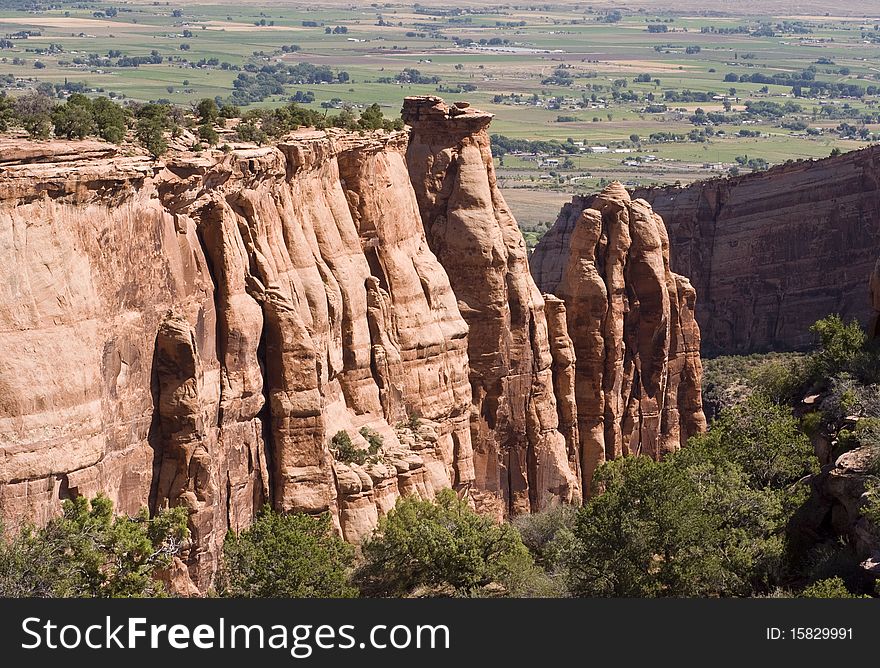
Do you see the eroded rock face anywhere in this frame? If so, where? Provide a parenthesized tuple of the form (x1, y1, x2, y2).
(551, 183, 706, 493)
(403, 96, 580, 515)
(0, 99, 706, 592)
(869, 258, 880, 338)
(791, 445, 880, 583)
(532, 146, 880, 355)
(0, 131, 471, 590)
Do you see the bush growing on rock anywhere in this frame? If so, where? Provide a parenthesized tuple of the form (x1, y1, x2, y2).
(0, 495, 188, 598)
(199, 122, 219, 146)
(218, 508, 356, 598)
(330, 430, 365, 465)
(358, 427, 383, 455)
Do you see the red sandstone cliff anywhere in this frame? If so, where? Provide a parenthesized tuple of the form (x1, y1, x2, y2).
(532, 146, 880, 355)
(548, 182, 705, 492)
(0, 132, 473, 590)
(0, 99, 705, 592)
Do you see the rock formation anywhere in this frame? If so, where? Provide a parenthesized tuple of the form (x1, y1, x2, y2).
(0, 130, 474, 591)
(403, 97, 580, 515)
(0, 98, 705, 592)
(532, 146, 880, 355)
(549, 183, 705, 493)
(790, 444, 880, 585)
(402, 97, 704, 505)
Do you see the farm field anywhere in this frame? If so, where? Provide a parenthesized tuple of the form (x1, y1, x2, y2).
(0, 0, 877, 229)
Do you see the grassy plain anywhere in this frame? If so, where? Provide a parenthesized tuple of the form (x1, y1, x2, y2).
(0, 0, 877, 226)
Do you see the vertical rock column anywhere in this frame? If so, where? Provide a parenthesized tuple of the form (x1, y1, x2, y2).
(544, 296, 582, 503)
(555, 182, 707, 494)
(403, 96, 577, 516)
(152, 314, 219, 591)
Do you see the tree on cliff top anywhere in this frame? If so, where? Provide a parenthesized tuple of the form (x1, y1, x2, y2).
(196, 97, 219, 125)
(358, 103, 404, 131)
(51, 93, 95, 139)
(0, 495, 188, 598)
(135, 103, 174, 157)
(0, 92, 13, 133)
(218, 508, 356, 598)
(91, 96, 128, 143)
(13, 91, 54, 139)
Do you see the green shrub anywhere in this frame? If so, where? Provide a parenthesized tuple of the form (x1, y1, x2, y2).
(196, 98, 219, 124)
(218, 508, 356, 598)
(861, 480, 880, 525)
(198, 122, 219, 146)
(512, 505, 576, 571)
(51, 93, 94, 139)
(800, 576, 866, 598)
(800, 410, 824, 438)
(809, 315, 865, 379)
(0, 92, 13, 132)
(330, 430, 366, 465)
(690, 393, 817, 491)
(701, 352, 807, 416)
(0, 495, 188, 598)
(14, 91, 54, 139)
(563, 451, 787, 598)
(358, 427, 383, 455)
(355, 489, 535, 597)
(235, 118, 266, 145)
(91, 96, 128, 143)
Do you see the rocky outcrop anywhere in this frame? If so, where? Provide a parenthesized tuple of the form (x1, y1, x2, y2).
(402, 97, 703, 505)
(403, 97, 580, 515)
(532, 146, 880, 355)
(0, 98, 706, 592)
(550, 183, 705, 493)
(0, 131, 472, 590)
(791, 445, 880, 585)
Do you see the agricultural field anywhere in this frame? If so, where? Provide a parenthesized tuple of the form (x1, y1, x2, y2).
(0, 0, 878, 229)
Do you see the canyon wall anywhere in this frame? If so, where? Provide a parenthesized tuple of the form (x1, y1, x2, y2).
(0, 98, 705, 592)
(0, 132, 473, 591)
(531, 146, 880, 355)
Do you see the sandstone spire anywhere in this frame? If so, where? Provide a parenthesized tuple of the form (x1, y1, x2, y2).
(554, 182, 706, 493)
(403, 96, 581, 515)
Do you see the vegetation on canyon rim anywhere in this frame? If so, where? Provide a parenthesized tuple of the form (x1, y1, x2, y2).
(2, 314, 879, 598)
(0, 89, 402, 156)
(0, 1, 876, 205)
